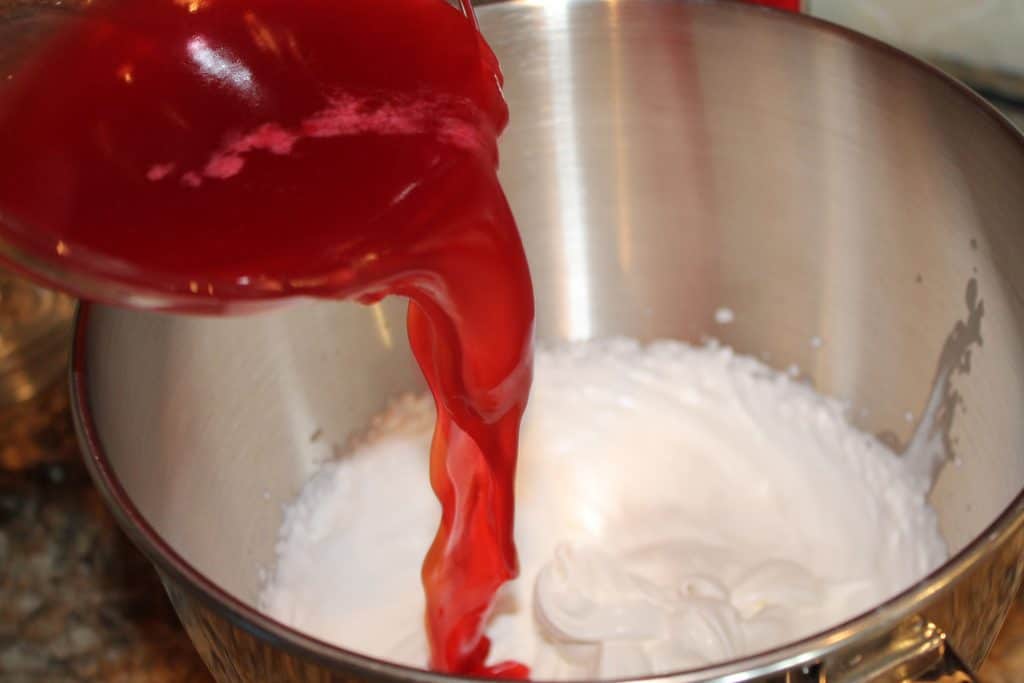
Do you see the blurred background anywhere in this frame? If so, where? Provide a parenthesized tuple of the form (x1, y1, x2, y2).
(809, 0, 1024, 129)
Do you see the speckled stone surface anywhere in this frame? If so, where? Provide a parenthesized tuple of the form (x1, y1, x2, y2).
(0, 383, 213, 683)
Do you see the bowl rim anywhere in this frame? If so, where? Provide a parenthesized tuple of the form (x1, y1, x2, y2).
(70, 1, 1024, 681)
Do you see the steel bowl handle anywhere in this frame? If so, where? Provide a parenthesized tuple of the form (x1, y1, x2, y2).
(912, 644, 976, 683)
(829, 620, 976, 683)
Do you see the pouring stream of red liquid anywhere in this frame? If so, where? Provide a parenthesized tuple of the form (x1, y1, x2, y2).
(0, 0, 531, 676)
(0, 0, 803, 676)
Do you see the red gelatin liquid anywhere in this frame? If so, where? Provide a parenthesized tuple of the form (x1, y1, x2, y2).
(0, 0, 532, 676)
(743, 0, 802, 11)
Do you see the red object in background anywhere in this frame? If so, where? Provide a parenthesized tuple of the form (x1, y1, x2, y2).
(743, 0, 802, 11)
(0, 0, 533, 678)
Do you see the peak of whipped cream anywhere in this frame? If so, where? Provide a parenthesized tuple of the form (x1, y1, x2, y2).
(533, 543, 865, 677)
(261, 339, 947, 679)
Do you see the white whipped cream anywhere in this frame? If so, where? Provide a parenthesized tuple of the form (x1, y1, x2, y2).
(260, 339, 947, 679)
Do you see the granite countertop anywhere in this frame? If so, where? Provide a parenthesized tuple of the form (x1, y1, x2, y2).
(0, 382, 212, 682)
(0, 374, 1021, 682)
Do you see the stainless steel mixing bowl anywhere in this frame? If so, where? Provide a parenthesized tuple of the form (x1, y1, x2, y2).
(70, 1, 1024, 681)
